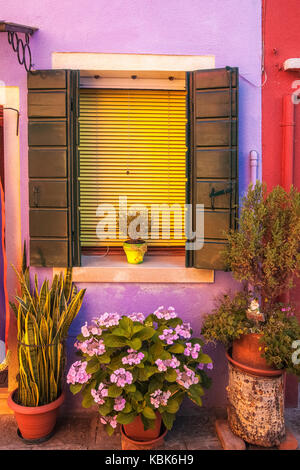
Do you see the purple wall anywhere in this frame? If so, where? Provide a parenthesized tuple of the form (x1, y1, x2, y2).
(1, 0, 262, 406)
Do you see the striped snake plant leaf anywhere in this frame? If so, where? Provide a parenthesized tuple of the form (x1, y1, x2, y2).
(49, 370, 58, 403)
(12, 264, 85, 406)
(30, 380, 39, 407)
(39, 280, 48, 312)
(34, 274, 39, 299)
(9, 301, 18, 318)
(39, 315, 49, 345)
(63, 268, 73, 303)
(24, 313, 40, 384)
(56, 289, 86, 341)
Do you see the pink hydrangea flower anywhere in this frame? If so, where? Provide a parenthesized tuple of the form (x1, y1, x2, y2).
(154, 306, 177, 321)
(81, 322, 90, 338)
(155, 359, 167, 372)
(75, 337, 106, 356)
(159, 328, 179, 345)
(114, 396, 126, 411)
(67, 361, 91, 385)
(81, 322, 102, 338)
(122, 349, 144, 366)
(91, 383, 108, 405)
(110, 368, 133, 388)
(165, 355, 181, 369)
(150, 389, 171, 408)
(198, 362, 213, 370)
(184, 342, 201, 359)
(100, 415, 118, 429)
(93, 312, 120, 328)
(128, 312, 145, 323)
(155, 355, 180, 371)
(176, 366, 199, 389)
(175, 322, 192, 339)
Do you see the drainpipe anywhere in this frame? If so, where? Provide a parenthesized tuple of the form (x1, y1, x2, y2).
(281, 94, 294, 191)
(280, 95, 295, 305)
(247, 150, 259, 299)
(280, 93, 298, 407)
(249, 150, 259, 186)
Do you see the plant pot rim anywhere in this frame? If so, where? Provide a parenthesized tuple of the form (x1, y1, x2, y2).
(226, 349, 284, 377)
(120, 424, 167, 445)
(8, 389, 65, 414)
(123, 240, 147, 246)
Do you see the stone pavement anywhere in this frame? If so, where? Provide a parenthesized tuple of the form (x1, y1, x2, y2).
(0, 407, 299, 450)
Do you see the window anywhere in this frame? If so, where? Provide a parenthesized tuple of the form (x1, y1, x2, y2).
(27, 67, 238, 269)
(79, 88, 187, 252)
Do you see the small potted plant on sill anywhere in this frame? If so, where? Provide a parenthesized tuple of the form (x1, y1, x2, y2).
(68, 306, 213, 450)
(8, 248, 86, 441)
(121, 213, 148, 264)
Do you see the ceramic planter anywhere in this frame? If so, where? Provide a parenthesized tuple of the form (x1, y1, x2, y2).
(231, 333, 278, 375)
(8, 389, 65, 441)
(123, 240, 147, 264)
(123, 413, 162, 441)
(121, 414, 167, 450)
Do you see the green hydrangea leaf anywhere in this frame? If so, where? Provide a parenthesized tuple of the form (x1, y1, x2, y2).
(69, 383, 83, 395)
(168, 343, 185, 354)
(142, 406, 156, 420)
(117, 411, 137, 424)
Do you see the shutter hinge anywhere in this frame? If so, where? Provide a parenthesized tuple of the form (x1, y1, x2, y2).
(209, 184, 233, 210)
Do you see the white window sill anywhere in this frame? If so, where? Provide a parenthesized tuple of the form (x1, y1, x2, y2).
(53, 255, 214, 283)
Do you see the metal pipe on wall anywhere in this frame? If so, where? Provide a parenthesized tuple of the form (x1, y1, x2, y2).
(281, 94, 294, 190)
(249, 150, 259, 185)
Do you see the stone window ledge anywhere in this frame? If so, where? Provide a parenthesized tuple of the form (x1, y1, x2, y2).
(53, 255, 214, 283)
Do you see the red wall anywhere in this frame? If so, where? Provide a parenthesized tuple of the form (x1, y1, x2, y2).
(262, 0, 300, 407)
(262, 0, 300, 189)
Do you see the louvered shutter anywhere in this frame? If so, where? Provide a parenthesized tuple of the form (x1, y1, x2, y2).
(28, 69, 80, 267)
(79, 88, 187, 247)
(186, 67, 238, 270)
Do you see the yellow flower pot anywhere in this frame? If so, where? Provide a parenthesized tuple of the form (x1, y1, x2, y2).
(123, 241, 147, 264)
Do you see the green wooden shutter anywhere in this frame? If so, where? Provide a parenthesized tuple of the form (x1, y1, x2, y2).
(186, 67, 238, 270)
(28, 69, 80, 267)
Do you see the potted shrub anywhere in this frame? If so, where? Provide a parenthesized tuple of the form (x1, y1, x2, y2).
(68, 306, 213, 449)
(211, 182, 300, 372)
(8, 251, 86, 441)
(201, 289, 300, 377)
(122, 213, 148, 264)
(201, 182, 300, 446)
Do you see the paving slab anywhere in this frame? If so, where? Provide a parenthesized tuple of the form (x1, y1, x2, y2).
(215, 420, 246, 450)
(0, 408, 299, 450)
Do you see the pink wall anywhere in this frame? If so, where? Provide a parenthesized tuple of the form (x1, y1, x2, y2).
(0, 0, 262, 406)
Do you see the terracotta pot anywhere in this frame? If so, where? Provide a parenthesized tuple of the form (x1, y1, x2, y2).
(121, 421, 167, 450)
(8, 389, 65, 440)
(232, 333, 276, 371)
(123, 413, 162, 441)
(227, 346, 283, 377)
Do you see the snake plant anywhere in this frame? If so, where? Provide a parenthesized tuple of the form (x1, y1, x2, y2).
(11, 246, 86, 406)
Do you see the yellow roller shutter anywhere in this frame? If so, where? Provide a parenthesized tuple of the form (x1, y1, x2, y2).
(79, 88, 187, 247)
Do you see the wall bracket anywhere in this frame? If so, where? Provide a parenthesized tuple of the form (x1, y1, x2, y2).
(0, 21, 38, 72)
